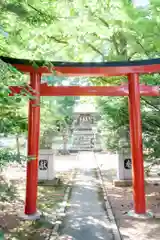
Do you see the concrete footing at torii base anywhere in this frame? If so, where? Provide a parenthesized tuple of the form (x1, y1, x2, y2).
(128, 210, 154, 219)
(18, 211, 41, 221)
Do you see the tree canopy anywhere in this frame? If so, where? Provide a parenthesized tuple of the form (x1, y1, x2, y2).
(0, 0, 159, 164)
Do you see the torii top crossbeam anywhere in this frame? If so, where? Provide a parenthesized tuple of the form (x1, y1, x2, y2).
(1, 56, 160, 76)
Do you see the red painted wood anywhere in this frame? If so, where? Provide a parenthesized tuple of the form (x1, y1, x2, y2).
(128, 74, 146, 214)
(25, 73, 41, 215)
(40, 84, 129, 96)
(12, 63, 160, 76)
(9, 84, 160, 97)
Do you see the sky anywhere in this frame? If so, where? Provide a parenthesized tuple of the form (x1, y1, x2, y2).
(133, 0, 149, 7)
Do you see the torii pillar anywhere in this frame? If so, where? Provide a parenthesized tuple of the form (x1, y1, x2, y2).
(20, 72, 41, 219)
(128, 73, 151, 217)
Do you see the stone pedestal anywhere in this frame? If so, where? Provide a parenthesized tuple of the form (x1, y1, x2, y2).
(114, 148, 132, 187)
(38, 149, 55, 181)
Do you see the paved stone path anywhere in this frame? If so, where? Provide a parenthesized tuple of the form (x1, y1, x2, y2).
(58, 152, 114, 240)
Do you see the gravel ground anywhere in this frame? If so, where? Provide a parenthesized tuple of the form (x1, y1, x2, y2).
(95, 152, 160, 240)
(0, 152, 159, 240)
(0, 154, 77, 239)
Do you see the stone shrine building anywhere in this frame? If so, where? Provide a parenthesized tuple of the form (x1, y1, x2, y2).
(69, 103, 102, 152)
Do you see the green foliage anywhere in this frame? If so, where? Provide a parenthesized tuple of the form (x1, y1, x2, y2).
(0, 0, 159, 163)
(0, 0, 159, 62)
(0, 148, 25, 169)
(96, 96, 129, 152)
(40, 96, 75, 149)
(0, 87, 27, 135)
(141, 96, 160, 161)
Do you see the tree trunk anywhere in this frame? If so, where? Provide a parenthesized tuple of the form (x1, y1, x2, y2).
(16, 134, 20, 161)
(62, 129, 69, 155)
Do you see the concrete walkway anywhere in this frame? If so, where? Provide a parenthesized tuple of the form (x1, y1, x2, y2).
(58, 152, 114, 240)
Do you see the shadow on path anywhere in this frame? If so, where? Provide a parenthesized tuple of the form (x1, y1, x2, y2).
(58, 152, 114, 240)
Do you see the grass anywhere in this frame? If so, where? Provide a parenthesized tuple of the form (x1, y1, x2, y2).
(0, 171, 72, 240)
(38, 182, 65, 215)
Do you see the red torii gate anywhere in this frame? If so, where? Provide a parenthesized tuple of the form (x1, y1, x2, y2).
(3, 56, 159, 219)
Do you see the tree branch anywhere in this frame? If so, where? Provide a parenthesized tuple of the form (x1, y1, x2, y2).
(135, 38, 150, 57)
(48, 36, 68, 44)
(96, 17, 129, 57)
(87, 42, 105, 60)
(111, 34, 120, 55)
(27, 3, 58, 21)
(98, 17, 109, 28)
(128, 52, 137, 60)
(141, 97, 160, 112)
(27, 3, 77, 21)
